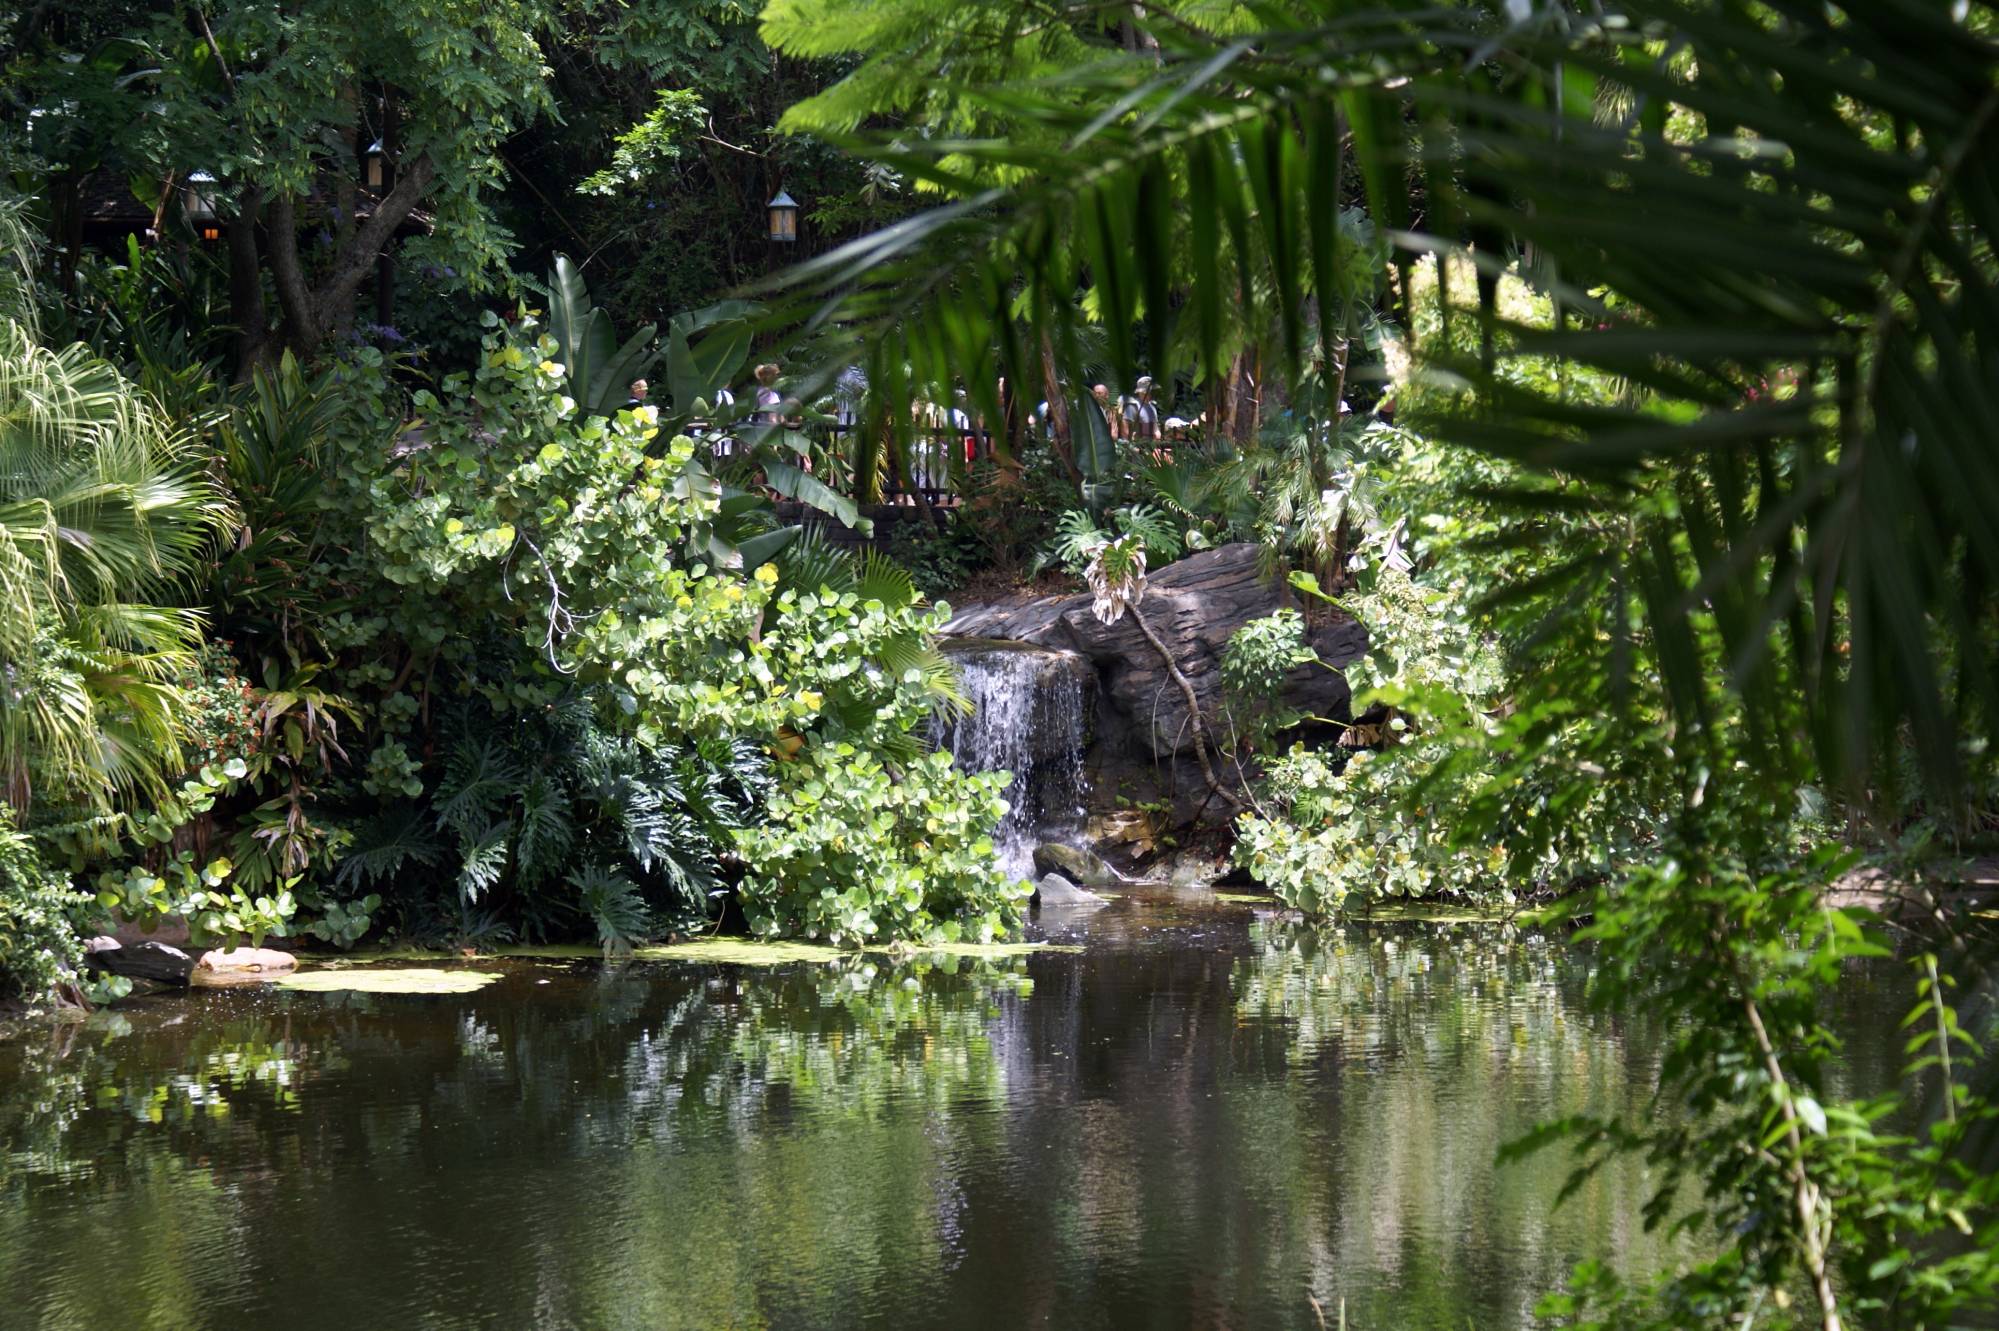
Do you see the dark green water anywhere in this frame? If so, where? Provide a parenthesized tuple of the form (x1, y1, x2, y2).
(0, 895, 1910, 1330)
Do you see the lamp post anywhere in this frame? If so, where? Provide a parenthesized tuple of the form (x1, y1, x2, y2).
(186, 170, 221, 242)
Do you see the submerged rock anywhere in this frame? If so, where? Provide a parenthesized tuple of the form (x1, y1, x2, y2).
(190, 947, 298, 988)
(82, 938, 196, 984)
(1032, 872, 1108, 909)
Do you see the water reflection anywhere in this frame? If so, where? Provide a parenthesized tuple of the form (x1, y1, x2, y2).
(0, 913, 1895, 1330)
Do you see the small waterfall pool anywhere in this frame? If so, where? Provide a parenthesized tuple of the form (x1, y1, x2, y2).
(934, 638, 1093, 879)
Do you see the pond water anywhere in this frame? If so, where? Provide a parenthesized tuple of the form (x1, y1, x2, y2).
(0, 893, 1910, 1331)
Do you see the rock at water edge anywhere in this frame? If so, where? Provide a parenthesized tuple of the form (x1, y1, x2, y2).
(190, 947, 299, 988)
(1032, 842, 1124, 887)
(1033, 872, 1108, 908)
(82, 938, 197, 984)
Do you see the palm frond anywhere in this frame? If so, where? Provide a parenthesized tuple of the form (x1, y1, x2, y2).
(761, 0, 1999, 804)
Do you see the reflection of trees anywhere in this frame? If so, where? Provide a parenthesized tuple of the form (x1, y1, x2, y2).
(0, 957, 1028, 1330)
(0, 933, 1910, 1331)
(1224, 920, 1682, 1328)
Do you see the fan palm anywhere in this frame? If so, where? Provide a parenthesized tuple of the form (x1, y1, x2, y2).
(767, 0, 1999, 809)
(0, 317, 227, 809)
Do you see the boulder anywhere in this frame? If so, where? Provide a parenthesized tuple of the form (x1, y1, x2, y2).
(1146, 845, 1234, 888)
(1033, 842, 1124, 888)
(946, 544, 1365, 759)
(190, 947, 298, 988)
(82, 938, 196, 984)
(1032, 872, 1107, 909)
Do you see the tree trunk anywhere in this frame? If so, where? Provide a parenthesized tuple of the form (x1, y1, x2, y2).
(228, 186, 268, 378)
(266, 153, 437, 359)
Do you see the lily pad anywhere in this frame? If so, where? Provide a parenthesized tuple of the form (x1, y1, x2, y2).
(1348, 902, 1516, 924)
(276, 968, 504, 995)
(631, 938, 846, 965)
(870, 941, 1079, 960)
(627, 938, 1073, 967)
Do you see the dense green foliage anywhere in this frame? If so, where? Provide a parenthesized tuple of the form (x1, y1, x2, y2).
(3, 0, 1997, 1325)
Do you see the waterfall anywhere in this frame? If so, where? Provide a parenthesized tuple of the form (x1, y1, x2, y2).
(936, 640, 1092, 880)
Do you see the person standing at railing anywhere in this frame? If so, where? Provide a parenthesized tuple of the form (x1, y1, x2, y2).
(1093, 383, 1122, 440)
(752, 363, 782, 423)
(1125, 375, 1162, 444)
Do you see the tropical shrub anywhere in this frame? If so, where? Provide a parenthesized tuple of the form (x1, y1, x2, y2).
(735, 746, 1024, 947)
(1219, 608, 1319, 749)
(221, 315, 1011, 950)
(1233, 562, 1665, 914)
(0, 806, 93, 1007)
(338, 696, 769, 948)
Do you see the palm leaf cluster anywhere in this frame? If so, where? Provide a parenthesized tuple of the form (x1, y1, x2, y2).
(770, 0, 1999, 807)
(0, 316, 226, 809)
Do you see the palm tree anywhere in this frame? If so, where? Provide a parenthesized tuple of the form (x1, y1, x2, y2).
(0, 317, 226, 810)
(766, 0, 1999, 810)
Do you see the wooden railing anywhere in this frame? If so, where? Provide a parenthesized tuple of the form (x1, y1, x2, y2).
(697, 419, 997, 512)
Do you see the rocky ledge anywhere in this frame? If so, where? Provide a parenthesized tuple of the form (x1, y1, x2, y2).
(946, 543, 1365, 758)
(945, 543, 1366, 835)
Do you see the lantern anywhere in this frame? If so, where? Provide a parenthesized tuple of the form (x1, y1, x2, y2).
(365, 140, 387, 190)
(186, 171, 221, 241)
(766, 190, 799, 244)
(185, 171, 218, 221)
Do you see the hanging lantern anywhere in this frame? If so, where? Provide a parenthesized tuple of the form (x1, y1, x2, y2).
(365, 140, 387, 190)
(185, 171, 218, 221)
(185, 171, 221, 241)
(766, 190, 799, 244)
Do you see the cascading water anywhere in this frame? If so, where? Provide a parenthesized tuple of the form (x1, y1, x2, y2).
(935, 639, 1092, 880)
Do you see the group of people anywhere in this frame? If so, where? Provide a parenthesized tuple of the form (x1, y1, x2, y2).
(632, 363, 791, 461)
(623, 363, 1220, 504)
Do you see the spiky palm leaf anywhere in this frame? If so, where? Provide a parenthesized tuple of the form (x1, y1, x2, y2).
(0, 316, 226, 808)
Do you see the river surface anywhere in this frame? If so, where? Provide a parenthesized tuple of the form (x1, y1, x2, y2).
(0, 892, 1910, 1331)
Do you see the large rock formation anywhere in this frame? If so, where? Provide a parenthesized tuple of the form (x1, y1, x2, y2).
(947, 544, 1363, 756)
(945, 544, 1366, 834)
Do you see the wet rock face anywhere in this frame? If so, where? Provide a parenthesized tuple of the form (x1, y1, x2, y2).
(946, 544, 1365, 760)
(1032, 842, 1124, 888)
(82, 938, 196, 985)
(946, 544, 1366, 835)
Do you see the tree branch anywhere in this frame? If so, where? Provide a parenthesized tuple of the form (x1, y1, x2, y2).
(310, 151, 436, 322)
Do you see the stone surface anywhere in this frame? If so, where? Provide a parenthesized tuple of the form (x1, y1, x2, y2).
(1032, 842, 1124, 888)
(1031, 872, 1107, 909)
(190, 947, 298, 988)
(946, 543, 1365, 760)
(1146, 845, 1234, 888)
(81, 938, 196, 984)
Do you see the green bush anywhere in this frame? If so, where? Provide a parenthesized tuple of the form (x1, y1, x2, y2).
(0, 806, 92, 1007)
(735, 747, 1025, 946)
